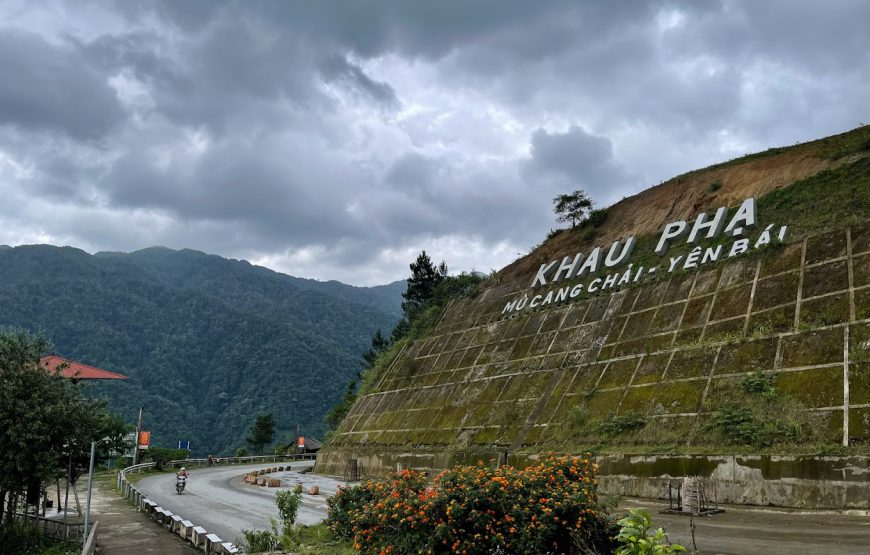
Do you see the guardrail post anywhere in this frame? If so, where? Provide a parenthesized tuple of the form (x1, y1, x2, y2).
(179, 519, 194, 540)
(192, 526, 208, 549)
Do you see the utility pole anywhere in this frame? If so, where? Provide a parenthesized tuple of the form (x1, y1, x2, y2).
(82, 441, 96, 542)
(292, 395, 299, 449)
(62, 452, 71, 540)
(132, 405, 143, 465)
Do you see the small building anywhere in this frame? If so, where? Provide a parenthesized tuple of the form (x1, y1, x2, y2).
(295, 436, 322, 454)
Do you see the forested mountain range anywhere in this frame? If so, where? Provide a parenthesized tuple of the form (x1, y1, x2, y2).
(0, 245, 404, 455)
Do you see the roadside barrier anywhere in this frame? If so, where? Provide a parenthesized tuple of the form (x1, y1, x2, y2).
(80, 520, 98, 555)
(117, 454, 316, 554)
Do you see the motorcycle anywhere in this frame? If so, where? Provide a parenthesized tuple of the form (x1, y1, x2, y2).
(176, 476, 187, 495)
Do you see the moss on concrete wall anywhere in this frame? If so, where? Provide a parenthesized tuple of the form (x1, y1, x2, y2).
(319, 143, 870, 480)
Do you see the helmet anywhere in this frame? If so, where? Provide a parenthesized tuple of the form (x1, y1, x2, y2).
(180, 467, 186, 471)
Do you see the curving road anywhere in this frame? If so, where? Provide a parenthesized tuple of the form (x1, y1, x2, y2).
(135, 461, 344, 546)
(136, 463, 870, 554)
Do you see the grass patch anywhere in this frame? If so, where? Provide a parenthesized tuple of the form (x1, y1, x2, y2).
(285, 523, 355, 555)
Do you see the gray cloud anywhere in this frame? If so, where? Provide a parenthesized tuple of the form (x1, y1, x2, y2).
(523, 126, 635, 203)
(0, 28, 123, 139)
(0, 1, 867, 284)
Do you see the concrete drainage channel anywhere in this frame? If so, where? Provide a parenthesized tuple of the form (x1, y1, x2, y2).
(117, 454, 316, 554)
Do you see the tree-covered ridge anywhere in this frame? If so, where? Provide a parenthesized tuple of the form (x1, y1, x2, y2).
(0, 245, 403, 455)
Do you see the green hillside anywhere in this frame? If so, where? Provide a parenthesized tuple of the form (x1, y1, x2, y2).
(0, 245, 404, 455)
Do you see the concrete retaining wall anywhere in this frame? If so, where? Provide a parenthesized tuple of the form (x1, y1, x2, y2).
(318, 449, 870, 509)
(592, 453, 870, 509)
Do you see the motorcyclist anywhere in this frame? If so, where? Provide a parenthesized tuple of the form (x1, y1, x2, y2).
(176, 467, 189, 493)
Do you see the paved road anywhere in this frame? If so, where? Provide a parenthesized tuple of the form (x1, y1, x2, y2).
(135, 461, 343, 546)
(136, 464, 870, 553)
(623, 498, 870, 555)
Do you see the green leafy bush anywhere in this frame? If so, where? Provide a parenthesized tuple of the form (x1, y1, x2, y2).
(275, 489, 302, 532)
(588, 208, 608, 228)
(326, 455, 618, 554)
(615, 509, 686, 554)
(740, 372, 776, 397)
(596, 412, 647, 438)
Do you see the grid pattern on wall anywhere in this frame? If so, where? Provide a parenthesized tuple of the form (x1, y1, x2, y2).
(329, 224, 870, 450)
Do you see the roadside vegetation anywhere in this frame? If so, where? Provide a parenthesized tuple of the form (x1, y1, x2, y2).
(0, 329, 132, 554)
(240, 454, 685, 554)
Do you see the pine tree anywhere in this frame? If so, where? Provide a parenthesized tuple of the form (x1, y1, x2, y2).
(362, 330, 390, 371)
(246, 413, 276, 454)
(401, 251, 447, 318)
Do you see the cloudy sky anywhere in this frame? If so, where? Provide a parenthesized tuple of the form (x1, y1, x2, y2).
(1, 1, 867, 285)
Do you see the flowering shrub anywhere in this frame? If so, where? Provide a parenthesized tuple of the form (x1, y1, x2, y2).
(326, 454, 617, 554)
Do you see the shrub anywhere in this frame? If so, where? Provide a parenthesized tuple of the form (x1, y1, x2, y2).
(0, 522, 45, 553)
(707, 180, 722, 192)
(566, 405, 588, 434)
(326, 454, 618, 554)
(709, 373, 811, 447)
(740, 372, 776, 397)
(235, 447, 248, 457)
(615, 509, 686, 554)
(276, 489, 302, 532)
(241, 527, 280, 553)
(596, 412, 647, 438)
(588, 208, 608, 228)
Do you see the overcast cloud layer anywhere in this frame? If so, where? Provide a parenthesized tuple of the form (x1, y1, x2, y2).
(0, 1, 867, 285)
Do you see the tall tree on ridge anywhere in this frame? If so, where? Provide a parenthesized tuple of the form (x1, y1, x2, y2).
(553, 189, 593, 228)
(401, 251, 447, 319)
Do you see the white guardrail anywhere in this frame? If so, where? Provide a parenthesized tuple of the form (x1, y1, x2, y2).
(117, 454, 316, 554)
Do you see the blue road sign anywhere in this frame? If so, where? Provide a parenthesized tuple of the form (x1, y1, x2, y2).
(177, 440, 191, 450)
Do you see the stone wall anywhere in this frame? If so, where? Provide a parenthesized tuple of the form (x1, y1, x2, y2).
(318, 222, 870, 486)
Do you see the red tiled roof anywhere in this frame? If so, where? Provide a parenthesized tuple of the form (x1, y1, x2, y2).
(39, 355, 128, 380)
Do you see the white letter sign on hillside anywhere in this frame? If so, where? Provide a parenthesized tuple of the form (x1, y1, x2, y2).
(504, 197, 786, 316)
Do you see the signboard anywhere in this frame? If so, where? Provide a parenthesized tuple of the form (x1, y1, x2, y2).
(138, 431, 150, 450)
(502, 197, 788, 316)
(297, 436, 305, 448)
(178, 440, 191, 450)
(124, 432, 137, 458)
